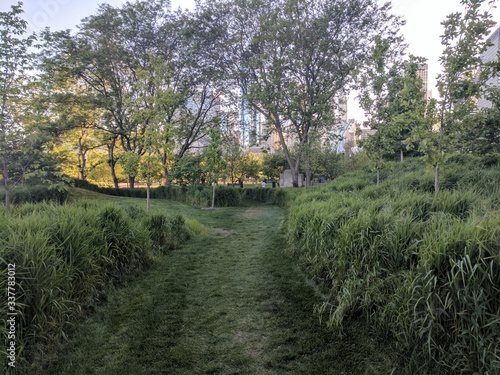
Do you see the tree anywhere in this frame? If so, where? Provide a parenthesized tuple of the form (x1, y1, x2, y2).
(430, 0, 496, 192)
(40, 1, 175, 188)
(203, 127, 226, 208)
(170, 153, 204, 186)
(140, 127, 163, 210)
(0, 3, 35, 212)
(223, 137, 244, 185)
(462, 104, 500, 155)
(213, 0, 403, 187)
(360, 52, 430, 184)
(41, 1, 225, 187)
(261, 152, 287, 182)
(240, 152, 262, 185)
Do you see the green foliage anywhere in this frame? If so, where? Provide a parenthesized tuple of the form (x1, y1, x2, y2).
(118, 152, 140, 179)
(422, 0, 498, 192)
(462, 106, 500, 155)
(261, 152, 287, 181)
(71, 178, 242, 208)
(241, 187, 288, 207)
(143, 213, 190, 252)
(286, 158, 500, 374)
(185, 218, 211, 236)
(1, 3, 38, 212)
(0, 201, 192, 372)
(222, 0, 404, 187)
(170, 154, 205, 186)
(0, 184, 69, 205)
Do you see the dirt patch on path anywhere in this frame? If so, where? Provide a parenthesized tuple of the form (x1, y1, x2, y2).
(213, 228, 237, 236)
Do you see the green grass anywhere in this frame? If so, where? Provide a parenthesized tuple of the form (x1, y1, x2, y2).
(44, 194, 397, 374)
(286, 158, 500, 374)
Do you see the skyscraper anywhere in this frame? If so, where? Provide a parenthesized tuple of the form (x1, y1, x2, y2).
(417, 63, 432, 99)
(478, 26, 500, 109)
(239, 89, 262, 147)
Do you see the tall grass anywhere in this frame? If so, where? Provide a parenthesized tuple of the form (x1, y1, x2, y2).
(0, 201, 191, 373)
(286, 158, 500, 374)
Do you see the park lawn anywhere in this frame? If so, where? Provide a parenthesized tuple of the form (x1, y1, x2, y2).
(45, 194, 398, 374)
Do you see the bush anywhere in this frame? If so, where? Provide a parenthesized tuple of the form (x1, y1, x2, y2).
(0, 185, 69, 205)
(70, 179, 243, 208)
(241, 187, 288, 206)
(97, 206, 152, 282)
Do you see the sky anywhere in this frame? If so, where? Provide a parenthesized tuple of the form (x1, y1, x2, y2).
(1, 0, 500, 121)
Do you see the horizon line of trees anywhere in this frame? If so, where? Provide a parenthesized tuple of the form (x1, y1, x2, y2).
(2, 0, 500, 211)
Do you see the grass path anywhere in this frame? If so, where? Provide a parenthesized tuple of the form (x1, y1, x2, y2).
(46, 203, 395, 374)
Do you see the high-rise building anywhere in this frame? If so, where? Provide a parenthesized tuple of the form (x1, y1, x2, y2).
(417, 63, 432, 99)
(239, 90, 262, 147)
(478, 26, 500, 109)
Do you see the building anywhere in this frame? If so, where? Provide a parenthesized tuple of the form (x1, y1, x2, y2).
(335, 119, 376, 154)
(477, 26, 500, 109)
(417, 63, 432, 100)
(239, 90, 261, 148)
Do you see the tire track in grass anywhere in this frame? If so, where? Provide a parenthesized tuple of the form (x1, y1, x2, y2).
(47, 204, 396, 375)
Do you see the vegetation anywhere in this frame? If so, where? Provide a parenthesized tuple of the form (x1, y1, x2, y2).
(1, 0, 500, 374)
(286, 156, 500, 374)
(210, 0, 404, 187)
(0, 199, 191, 372)
(43, 202, 398, 375)
(0, 3, 36, 212)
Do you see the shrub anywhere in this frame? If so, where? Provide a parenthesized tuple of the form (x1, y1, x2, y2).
(186, 219, 211, 236)
(168, 214, 191, 249)
(97, 206, 152, 282)
(143, 213, 171, 252)
(241, 187, 288, 206)
(0, 185, 69, 205)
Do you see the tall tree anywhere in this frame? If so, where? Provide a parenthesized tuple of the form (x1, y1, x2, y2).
(431, 0, 496, 192)
(41, 1, 225, 187)
(0, 3, 35, 212)
(213, 0, 404, 187)
(360, 53, 431, 183)
(40, 1, 174, 188)
(203, 127, 226, 208)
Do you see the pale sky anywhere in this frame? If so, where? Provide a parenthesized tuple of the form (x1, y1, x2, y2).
(2, 0, 500, 121)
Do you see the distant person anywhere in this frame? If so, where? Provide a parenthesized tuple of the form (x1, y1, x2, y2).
(262, 181, 267, 188)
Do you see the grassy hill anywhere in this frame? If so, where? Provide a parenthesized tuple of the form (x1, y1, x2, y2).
(286, 155, 500, 374)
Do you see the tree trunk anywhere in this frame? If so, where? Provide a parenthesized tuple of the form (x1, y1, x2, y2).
(305, 169, 311, 186)
(434, 165, 439, 193)
(400, 148, 404, 162)
(211, 183, 215, 209)
(77, 137, 87, 180)
(20, 166, 26, 186)
(128, 175, 135, 189)
(162, 151, 169, 185)
(271, 116, 300, 187)
(303, 147, 312, 187)
(146, 180, 151, 211)
(108, 139, 119, 188)
(3, 159, 10, 213)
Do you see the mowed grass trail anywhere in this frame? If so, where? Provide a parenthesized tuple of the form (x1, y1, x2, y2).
(47, 201, 396, 374)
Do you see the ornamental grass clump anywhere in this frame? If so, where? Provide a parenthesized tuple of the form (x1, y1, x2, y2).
(97, 206, 152, 282)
